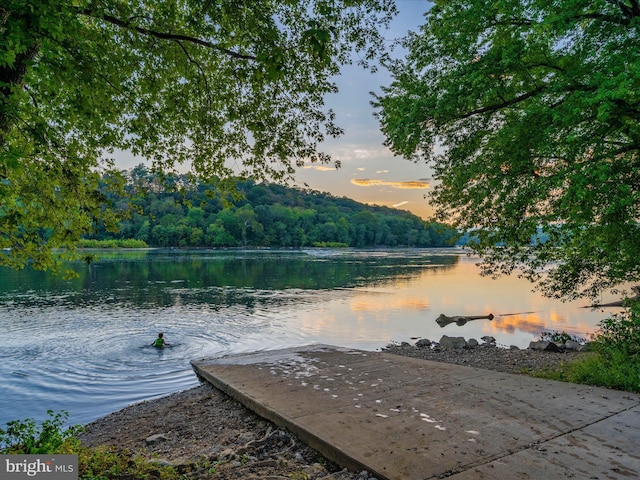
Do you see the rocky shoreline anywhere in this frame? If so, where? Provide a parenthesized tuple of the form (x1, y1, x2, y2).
(79, 342, 588, 479)
(382, 336, 588, 376)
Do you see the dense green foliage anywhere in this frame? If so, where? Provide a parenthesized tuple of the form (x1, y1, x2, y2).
(375, 0, 640, 300)
(0, 410, 81, 454)
(535, 303, 640, 392)
(0, 0, 396, 272)
(86, 167, 457, 248)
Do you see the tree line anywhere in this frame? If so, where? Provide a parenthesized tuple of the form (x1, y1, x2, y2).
(88, 166, 458, 249)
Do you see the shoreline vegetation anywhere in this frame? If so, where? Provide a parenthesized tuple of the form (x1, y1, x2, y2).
(3, 309, 638, 479)
(77, 239, 150, 248)
(75, 240, 357, 249)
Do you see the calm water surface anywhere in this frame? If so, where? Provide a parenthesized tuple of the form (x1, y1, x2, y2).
(0, 248, 619, 426)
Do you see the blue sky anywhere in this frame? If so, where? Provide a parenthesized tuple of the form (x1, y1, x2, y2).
(296, 1, 434, 219)
(115, 1, 435, 219)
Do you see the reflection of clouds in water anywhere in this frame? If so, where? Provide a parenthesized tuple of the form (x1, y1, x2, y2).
(299, 311, 338, 334)
(485, 311, 595, 338)
(440, 296, 459, 307)
(288, 256, 608, 350)
(349, 293, 430, 313)
(422, 256, 606, 341)
(491, 313, 543, 336)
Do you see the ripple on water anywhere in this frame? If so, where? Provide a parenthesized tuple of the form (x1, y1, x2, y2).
(0, 289, 322, 426)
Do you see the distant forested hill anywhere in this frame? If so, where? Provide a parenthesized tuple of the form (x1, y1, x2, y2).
(88, 166, 458, 248)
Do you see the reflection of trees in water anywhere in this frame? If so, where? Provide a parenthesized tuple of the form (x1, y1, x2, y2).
(0, 250, 460, 309)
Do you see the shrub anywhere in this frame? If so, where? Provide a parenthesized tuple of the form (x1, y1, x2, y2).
(592, 301, 640, 360)
(1, 411, 176, 479)
(0, 410, 82, 454)
(539, 330, 586, 344)
(540, 302, 640, 392)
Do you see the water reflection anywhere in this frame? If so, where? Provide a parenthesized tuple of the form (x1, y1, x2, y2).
(0, 248, 617, 427)
(0, 249, 459, 309)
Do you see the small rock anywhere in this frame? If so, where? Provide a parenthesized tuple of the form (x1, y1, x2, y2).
(509, 345, 520, 350)
(564, 339, 580, 351)
(439, 335, 467, 349)
(145, 433, 169, 444)
(236, 432, 255, 444)
(545, 341, 562, 352)
(577, 343, 591, 352)
(467, 338, 479, 348)
(218, 448, 236, 459)
(529, 341, 543, 351)
(415, 338, 432, 348)
(304, 463, 328, 477)
(481, 336, 496, 344)
(529, 341, 561, 352)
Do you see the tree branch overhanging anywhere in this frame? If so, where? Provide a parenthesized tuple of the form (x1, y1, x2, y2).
(605, 0, 640, 18)
(458, 86, 545, 120)
(81, 9, 257, 61)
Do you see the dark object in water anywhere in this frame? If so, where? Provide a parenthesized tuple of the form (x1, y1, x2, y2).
(436, 313, 494, 327)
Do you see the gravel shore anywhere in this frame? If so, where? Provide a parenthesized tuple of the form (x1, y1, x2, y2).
(79, 343, 587, 479)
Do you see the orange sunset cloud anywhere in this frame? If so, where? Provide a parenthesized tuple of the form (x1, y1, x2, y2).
(351, 179, 430, 189)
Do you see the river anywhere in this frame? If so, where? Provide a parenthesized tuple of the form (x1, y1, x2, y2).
(0, 248, 618, 427)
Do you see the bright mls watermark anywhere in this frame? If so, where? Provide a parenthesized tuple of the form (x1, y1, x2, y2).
(1, 455, 78, 480)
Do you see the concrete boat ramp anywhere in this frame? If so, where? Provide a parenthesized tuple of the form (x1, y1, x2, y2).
(191, 344, 640, 479)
